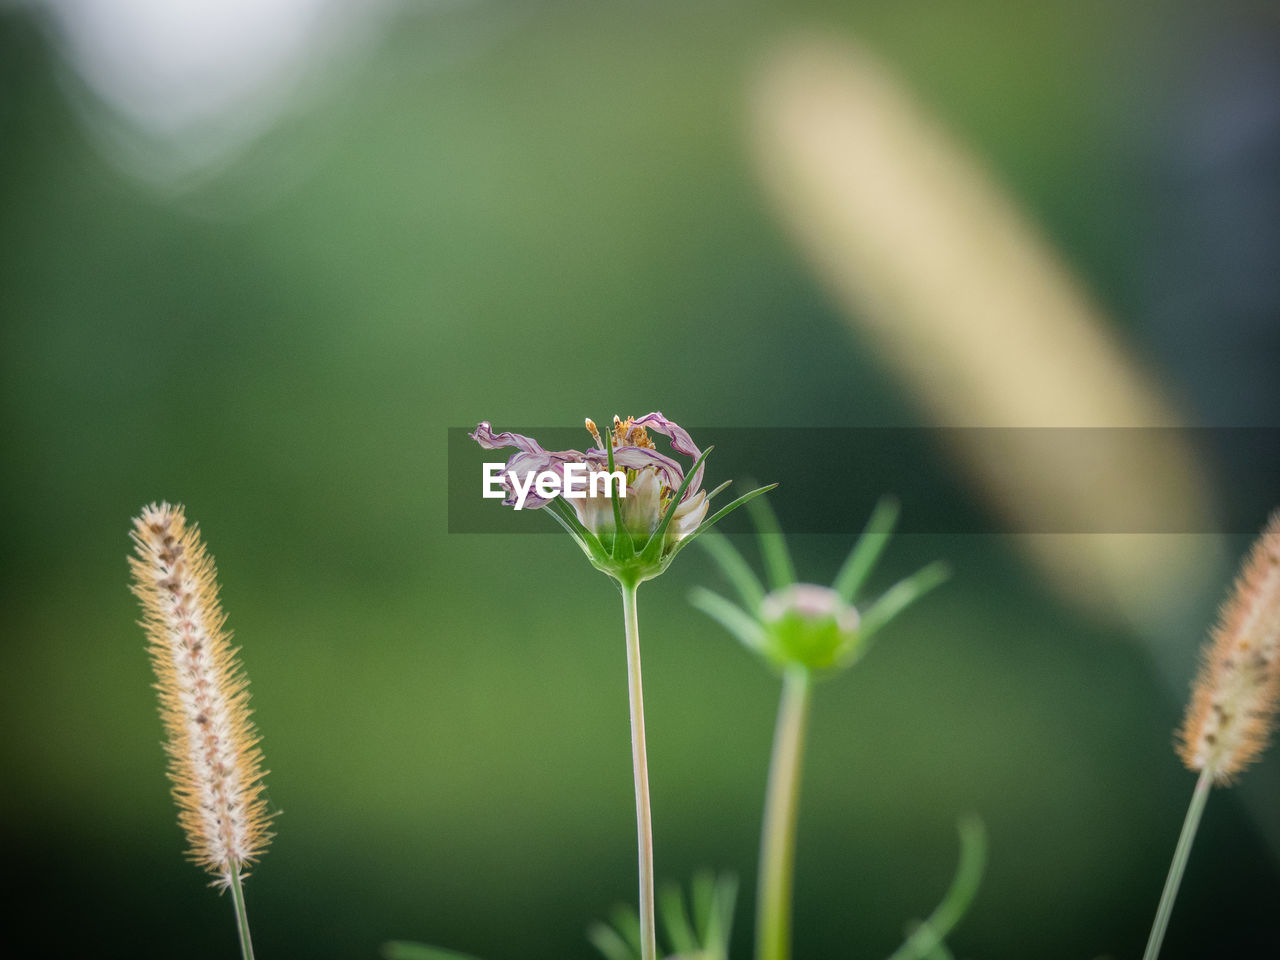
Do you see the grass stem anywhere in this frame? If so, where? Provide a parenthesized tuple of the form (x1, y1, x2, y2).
(228, 866, 257, 960)
(1141, 768, 1212, 960)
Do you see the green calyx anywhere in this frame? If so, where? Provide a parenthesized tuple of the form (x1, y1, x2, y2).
(543, 444, 776, 586)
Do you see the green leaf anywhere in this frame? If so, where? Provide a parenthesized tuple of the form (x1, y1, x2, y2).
(610, 904, 644, 958)
(884, 816, 987, 960)
(587, 922, 637, 960)
(381, 942, 485, 960)
(690, 870, 716, 946)
(696, 530, 766, 610)
(545, 496, 605, 562)
(546, 492, 594, 543)
(677, 483, 778, 560)
(689, 870, 737, 951)
(706, 478, 733, 500)
(746, 493, 796, 590)
(689, 588, 767, 653)
(658, 883, 698, 956)
(701, 873, 738, 955)
(858, 560, 950, 642)
(832, 496, 900, 604)
(642, 445, 714, 560)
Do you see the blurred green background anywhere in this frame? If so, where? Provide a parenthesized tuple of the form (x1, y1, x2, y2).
(3, 1, 1279, 958)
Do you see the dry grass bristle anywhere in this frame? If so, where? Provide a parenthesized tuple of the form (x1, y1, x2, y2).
(1178, 511, 1280, 783)
(129, 502, 272, 886)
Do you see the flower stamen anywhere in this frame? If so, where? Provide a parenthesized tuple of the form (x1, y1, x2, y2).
(612, 415, 656, 450)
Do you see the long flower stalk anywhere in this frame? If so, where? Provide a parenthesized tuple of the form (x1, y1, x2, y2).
(470, 414, 774, 960)
(129, 502, 272, 960)
(756, 666, 812, 960)
(621, 579, 657, 960)
(692, 497, 952, 960)
(1141, 511, 1280, 960)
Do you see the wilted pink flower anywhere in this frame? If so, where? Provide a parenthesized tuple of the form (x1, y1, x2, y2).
(472, 412, 770, 583)
(474, 412, 708, 539)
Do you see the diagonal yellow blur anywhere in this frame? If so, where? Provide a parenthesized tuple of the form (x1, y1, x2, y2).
(751, 34, 1222, 628)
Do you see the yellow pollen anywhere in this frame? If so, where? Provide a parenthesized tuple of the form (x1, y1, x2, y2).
(611, 415, 655, 449)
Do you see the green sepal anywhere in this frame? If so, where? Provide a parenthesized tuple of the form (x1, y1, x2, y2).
(668, 482, 778, 564)
(604, 433, 634, 562)
(857, 560, 950, 644)
(746, 493, 797, 590)
(833, 495, 900, 604)
(689, 587, 767, 653)
(706, 478, 733, 500)
(632, 483, 778, 576)
(546, 496, 608, 565)
(639, 444, 714, 563)
(696, 530, 766, 610)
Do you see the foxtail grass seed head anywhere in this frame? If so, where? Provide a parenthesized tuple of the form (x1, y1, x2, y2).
(129, 502, 272, 887)
(1179, 511, 1280, 783)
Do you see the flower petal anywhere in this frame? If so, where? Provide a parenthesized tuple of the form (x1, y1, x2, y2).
(621, 469, 663, 536)
(631, 411, 704, 496)
(669, 489, 709, 542)
(470, 421, 545, 455)
(469, 422, 587, 508)
(603, 446, 687, 495)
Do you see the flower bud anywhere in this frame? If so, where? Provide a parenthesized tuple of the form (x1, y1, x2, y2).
(760, 584, 861, 671)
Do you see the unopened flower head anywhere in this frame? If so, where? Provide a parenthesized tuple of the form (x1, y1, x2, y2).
(129, 503, 272, 887)
(761, 584, 861, 671)
(471, 412, 772, 583)
(692, 496, 948, 674)
(1179, 511, 1280, 783)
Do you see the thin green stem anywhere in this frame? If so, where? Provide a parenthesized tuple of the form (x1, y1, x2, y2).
(1141, 768, 1213, 960)
(228, 864, 256, 960)
(621, 579, 657, 960)
(756, 666, 812, 960)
